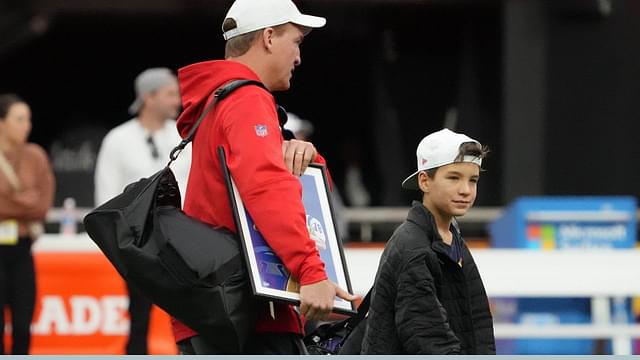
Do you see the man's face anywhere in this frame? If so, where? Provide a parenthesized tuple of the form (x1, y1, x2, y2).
(420, 162, 480, 218)
(145, 80, 181, 119)
(268, 23, 304, 91)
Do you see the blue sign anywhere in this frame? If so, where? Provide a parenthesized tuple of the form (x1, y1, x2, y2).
(490, 196, 636, 249)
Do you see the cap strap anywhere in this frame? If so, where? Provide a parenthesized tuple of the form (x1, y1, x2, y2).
(462, 155, 482, 167)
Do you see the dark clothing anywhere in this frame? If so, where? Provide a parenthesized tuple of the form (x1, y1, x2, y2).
(178, 333, 307, 355)
(177, 338, 195, 355)
(445, 228, 463, 264)
(361, 202, 496, 355)
(125, 283, 152, 354)
(0, 237, 36, 354)
(0, 143, 53, 355)
(176, 335, 221, 354)
(245, 333, 307, 355)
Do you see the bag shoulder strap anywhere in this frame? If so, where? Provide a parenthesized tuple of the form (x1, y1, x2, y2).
(347, 287, 372, 330)
(168, 79, 266, 166)
(0, 151, 21, 191)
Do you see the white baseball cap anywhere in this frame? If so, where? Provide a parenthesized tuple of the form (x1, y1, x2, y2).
(222, 0, 326, 41)
(402, 128, 483, 190)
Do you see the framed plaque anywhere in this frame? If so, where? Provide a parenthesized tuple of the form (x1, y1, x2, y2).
(219, 147, 355, 315)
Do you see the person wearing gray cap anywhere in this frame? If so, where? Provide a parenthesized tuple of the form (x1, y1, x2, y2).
(171, 0, 355, 355)
(94, 67, 191, 354)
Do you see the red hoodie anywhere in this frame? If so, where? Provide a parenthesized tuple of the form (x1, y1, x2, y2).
(172, 60, 328, 342)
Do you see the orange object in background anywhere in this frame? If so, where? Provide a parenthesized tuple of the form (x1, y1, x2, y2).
(3, 251, 177, 355)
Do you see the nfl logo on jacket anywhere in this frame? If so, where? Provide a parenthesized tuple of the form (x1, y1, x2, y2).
(255, 125, 268, 137)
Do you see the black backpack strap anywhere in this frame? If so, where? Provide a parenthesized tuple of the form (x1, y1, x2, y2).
(168, 79, 266, 166)
(347, 287, 372, 330)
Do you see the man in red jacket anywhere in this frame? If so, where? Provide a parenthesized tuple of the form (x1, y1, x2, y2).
(173, 0, 355, 354)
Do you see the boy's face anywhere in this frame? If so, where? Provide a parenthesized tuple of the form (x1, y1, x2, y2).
(419, 162, 480, 218)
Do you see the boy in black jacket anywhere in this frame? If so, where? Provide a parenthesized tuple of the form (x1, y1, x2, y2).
(361, 128, 496, 354)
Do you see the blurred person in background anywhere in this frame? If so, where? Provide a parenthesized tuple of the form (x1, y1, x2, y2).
(342, 141, 371, 207)
(0, 94, 55, 354)
(94, 68, 190, 354)
(361, 128, 495, 354)
(172, 0, 355, 354)
(284, 112, 314, 141)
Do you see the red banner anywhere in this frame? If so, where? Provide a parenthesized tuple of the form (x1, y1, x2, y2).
(3, 251, 177, 354)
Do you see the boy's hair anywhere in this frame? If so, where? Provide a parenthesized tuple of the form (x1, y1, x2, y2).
(426, 142, 489, 178)
(223, 19, 287, 58)
(0, 93, 24, 119)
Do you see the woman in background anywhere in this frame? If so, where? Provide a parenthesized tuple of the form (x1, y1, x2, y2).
(0, 93, 55, 354)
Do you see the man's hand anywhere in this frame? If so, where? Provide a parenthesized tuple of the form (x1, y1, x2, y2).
(299, 279, 357, 321)
(282, 139, 317, 176)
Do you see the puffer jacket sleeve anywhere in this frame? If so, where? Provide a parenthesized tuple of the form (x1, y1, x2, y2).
(395, 251, 461, 354)
(463, 246, 497, 354)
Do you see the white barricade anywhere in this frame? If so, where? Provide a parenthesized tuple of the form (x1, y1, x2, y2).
(344, 247, 640, 355)
(34, 234, 640, 354)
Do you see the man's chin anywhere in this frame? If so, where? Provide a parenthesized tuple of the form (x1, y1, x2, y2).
(272, 82, 291, 92)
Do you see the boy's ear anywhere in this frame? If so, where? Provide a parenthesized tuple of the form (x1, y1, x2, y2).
(418, 171, 429, 193)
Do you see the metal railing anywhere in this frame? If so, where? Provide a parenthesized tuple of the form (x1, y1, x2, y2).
(46, 206, 640, 242)
(344, 206, 504, 241)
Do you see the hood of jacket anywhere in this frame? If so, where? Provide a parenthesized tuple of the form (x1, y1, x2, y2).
(176, 60, 263, 138)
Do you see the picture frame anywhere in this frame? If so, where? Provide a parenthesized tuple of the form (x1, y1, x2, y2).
(218, 147, 356, 315)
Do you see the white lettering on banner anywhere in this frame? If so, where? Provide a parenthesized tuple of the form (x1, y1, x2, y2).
(70, 296, 101, 334)
(558, 224, 627, 241)
(32, 296, 71, 334)
(31, 295, 129, 336)
(102, 296, 129, 335)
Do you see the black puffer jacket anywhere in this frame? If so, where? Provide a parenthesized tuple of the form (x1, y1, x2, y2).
(361, 202, 495, 354)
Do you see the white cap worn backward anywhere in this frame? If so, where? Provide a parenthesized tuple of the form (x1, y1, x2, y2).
(222, 0, 326, 41)
(401, 128, 483, 190)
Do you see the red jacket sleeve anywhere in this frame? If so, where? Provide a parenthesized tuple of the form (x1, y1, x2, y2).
(222, 92, 327, 286)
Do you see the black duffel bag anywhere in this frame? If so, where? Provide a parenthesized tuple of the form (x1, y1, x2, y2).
(83, 79, 265, 354)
